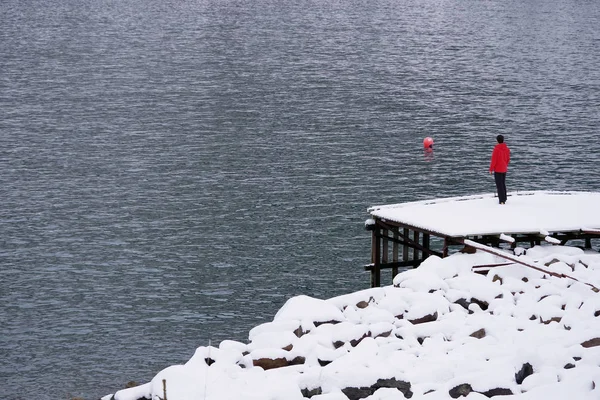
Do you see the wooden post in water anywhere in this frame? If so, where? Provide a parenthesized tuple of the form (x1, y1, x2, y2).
(372, 227, 381, 287)
(392, 227, 399, 278)
(442, 238, 449, 258)
(423, 233, 430, 260)
(413, 230, 420, 265)
(382, 228, 388, 284)
(370, 229, 376, 287)
(403, 228, 409, 266)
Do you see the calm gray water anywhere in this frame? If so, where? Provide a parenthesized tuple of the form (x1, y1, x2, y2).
(1, 0, 599, 398)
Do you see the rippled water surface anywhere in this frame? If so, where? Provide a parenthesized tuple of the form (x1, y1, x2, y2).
(1, 0, 600, 398)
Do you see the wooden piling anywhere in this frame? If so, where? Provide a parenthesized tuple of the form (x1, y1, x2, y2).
(412, 230, 420, 264)
(392, 227, 399, 278)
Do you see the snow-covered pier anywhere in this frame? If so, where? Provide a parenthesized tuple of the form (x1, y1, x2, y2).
(366, 191, 600, 287)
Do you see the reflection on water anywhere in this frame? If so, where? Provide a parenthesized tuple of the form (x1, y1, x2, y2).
(423, 148, 435, 162)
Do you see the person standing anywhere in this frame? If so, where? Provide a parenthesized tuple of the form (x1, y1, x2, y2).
(489, 135, 510, 204)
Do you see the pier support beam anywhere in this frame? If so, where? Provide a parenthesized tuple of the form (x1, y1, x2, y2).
(392, 227, 399, 278)
(366, 221, 444, 287)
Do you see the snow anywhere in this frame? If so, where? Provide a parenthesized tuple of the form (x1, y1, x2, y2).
(368, 191, 600, 237)
(104, 244, 600, 400)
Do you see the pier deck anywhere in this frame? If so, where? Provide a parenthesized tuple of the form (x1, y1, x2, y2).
(365, 191, 600, 287)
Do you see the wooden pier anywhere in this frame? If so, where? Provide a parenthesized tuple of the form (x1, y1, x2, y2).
(365, 191, 600, 287)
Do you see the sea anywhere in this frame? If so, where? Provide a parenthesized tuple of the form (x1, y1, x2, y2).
(1, 0, 599, 398)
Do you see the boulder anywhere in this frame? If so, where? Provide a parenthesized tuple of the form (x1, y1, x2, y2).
(515, 362, 533, 384)
(301, 387, 323, 398)
(479, 388, 513, 397)
(581, 337, 600, 348)
(252, 357, 288, 370)
(449, 383, 472, 398)
(341, 378, 413, 400)
(470, 328, 486, 339)
(409, 311, 438, 325)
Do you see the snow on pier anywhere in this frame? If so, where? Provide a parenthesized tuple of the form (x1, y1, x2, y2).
(368, 191, 600, 238)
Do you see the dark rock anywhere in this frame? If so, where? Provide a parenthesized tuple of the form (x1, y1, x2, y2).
(395, 314, 404, 320)
(573, 356, 582, 361)
(289, 356, 305, 365)
(376, 330, 392, 338)
(314, 320, 341, 327)
(350, 332, 370, 347)
(341, 386, 373, 400)
(294, 326, 309, 338)
(581, 338, 600, 348)
(205, 357, 215, 366)
(529, 315, 537, 320)
(470, 328, 486, 339)
(253, 357, 288, 370)
(515, 363, 533, 384)
(522, 277, 529, 282)
(470, 298, 489, 311)
(541, 316, 562, 324)
(301, 387, 323, 398)
(460, 245, 477, 254)
(594, 310, 600, 317)
(375, 378, 413, 398)
(417, 337, 425, 345)
(356, 300, 370, 309)
(317, 359, 331, 367)
(409, 311, 438, 325)
(479, 388, 513, 397)
(333, 340, 345, 349)
(564, 363, 576, 369)
(544, 258, 561, 267)
(454, 298, 470, 310)
(125, 381, 140, 388)
(449, 383, 472, 398)
(282, 344, 293, 351)
(341, 378, 413, 400)
(492, 275, 503, 284)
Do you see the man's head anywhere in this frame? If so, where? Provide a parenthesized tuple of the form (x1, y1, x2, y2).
(496, 135, 504, 144)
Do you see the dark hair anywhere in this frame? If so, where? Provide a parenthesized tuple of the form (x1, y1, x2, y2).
(496, 135, 504, 144)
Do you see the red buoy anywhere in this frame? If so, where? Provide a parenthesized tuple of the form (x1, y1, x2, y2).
(423, 137, 434, 149)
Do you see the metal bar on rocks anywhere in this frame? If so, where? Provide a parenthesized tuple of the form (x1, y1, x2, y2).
(461, 239, 600, 292)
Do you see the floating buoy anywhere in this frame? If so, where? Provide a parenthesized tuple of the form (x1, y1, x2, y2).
(423, 137, 434, 149)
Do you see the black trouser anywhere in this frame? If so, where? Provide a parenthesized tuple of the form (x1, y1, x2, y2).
(494, 172, 507, 203)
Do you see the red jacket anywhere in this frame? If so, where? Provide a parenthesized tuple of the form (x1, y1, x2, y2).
(489, 143, 510, 173)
